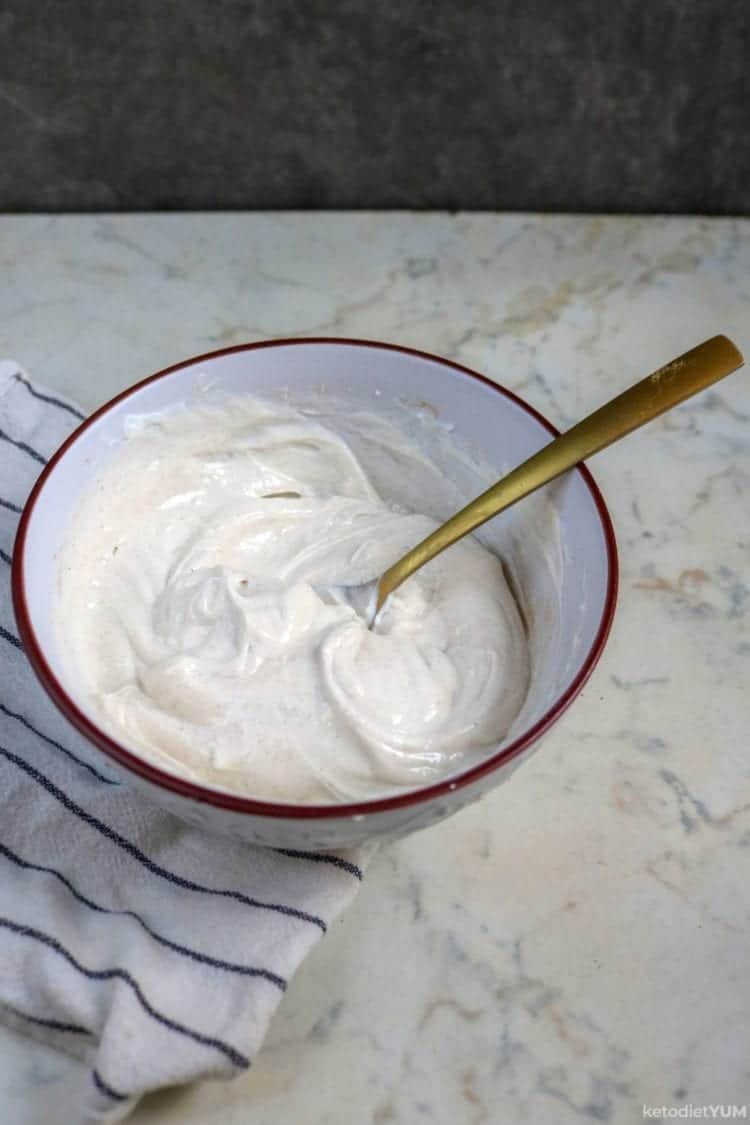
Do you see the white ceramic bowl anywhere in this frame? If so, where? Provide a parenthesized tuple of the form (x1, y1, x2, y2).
(13, 339, 617, 849)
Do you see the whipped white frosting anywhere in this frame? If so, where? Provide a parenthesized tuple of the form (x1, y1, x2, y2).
(56, 396, 530, 802)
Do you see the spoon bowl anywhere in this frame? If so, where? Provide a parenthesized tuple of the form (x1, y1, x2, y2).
(325, 336, 743, 626)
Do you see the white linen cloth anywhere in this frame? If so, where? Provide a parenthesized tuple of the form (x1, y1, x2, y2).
(0, 362, 369, 1121)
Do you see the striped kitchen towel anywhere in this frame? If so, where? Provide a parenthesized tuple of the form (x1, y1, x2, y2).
(0, 362, 369, 1122)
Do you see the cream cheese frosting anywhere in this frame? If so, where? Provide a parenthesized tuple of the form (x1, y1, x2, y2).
(56, 396, 530, 802)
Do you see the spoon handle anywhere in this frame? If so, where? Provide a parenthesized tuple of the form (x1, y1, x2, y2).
(376, 334, 744, 611)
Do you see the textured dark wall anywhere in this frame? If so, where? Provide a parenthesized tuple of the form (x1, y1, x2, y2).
(0, 0, 748, 213)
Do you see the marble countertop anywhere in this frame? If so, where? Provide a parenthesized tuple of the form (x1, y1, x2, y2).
(1, 213, 748, 1124)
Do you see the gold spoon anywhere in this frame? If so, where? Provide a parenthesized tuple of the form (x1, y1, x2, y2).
(329, 335, 744, 624)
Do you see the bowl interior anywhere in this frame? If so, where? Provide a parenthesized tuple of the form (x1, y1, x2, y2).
(20, 341, 613, 800)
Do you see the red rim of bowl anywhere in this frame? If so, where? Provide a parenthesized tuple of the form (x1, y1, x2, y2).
(12, 337, 619, 820)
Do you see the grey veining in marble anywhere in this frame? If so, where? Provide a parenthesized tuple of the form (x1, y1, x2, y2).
(0, 213, 748, 1123)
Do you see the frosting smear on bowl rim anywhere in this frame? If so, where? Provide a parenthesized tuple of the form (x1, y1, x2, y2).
(56, 395, 530, 803)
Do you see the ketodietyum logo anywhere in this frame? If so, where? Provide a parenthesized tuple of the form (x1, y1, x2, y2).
(643, 1108, 747, 1120)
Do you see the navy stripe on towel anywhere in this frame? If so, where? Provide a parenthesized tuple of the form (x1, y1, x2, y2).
(0, 841, 286, 991)
(0, 917, 249, 1069)
(0, 548, 10, 566)
(3, 1004, 91, 1036)
(13, 373, 85, 421)
(0, 742, 327, 932)
(92, 1071, 130, 1102)
(0, 701, 117, 785)
(0, 427, 47, 465)
(276, 849, 363, 881)
(0, 624, 22, 651)
(0, 497, 22, 514)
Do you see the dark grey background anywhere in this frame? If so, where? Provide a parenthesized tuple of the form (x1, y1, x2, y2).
(0, 0, 748, 214)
